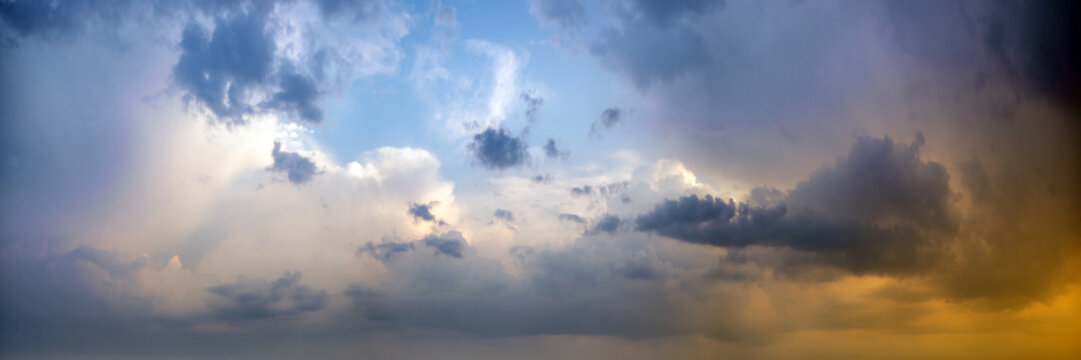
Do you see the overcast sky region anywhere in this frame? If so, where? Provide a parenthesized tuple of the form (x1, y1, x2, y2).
(1, 0, 1080, 359)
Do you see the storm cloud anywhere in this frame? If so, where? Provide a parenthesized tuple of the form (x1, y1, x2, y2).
(636, 135, 957, 275)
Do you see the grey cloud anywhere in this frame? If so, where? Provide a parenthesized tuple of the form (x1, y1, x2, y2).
(558, 213, 586, 224)
(628, 0, 722, 27)
(422, 232, 465, 258)
(532, 174, 552, 183)
(591, 19, 710, 89)
(357, 231, 469, 262)
(975, 1, 1081, 118)
(636, 135, 957, 276)
(570, 185, 593, 196)
(345, 232, 746, 341)
(266, 70, 323, 124)
(431, 2, 458, 44)
(173, 8, 276, 122)
(207, 271, 327, 321)
(589, 107, 622, 137)
(588, 214, 621, 235)
(493, 209, 514, 222)
(316, 0, 388, 23)
(543, 138, 568, 159)
(888, 0, 1081, 117)
(408, 202, 437, 222)
(521, 91, 545, 123)
(269, 141, 317, 184)
(0, 0, 182, 45)
(357, 241, 415, 261)
(468, 128, 528, 170)
(509, 245, 535, 261)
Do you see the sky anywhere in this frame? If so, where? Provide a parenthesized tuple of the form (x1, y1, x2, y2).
(0, 0, 1079, 359)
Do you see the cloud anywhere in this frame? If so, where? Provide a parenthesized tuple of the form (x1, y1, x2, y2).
(493, 209, 514, 222)
(357, 241, 416, 262)
(408, 202, 437, 222)
(422, 231, 466, 258)
(558, 213, 586, 224)
(469, 128, 528, 170)
(269, 141, 318, 184)
(206, 271, 327, 321)
(591, 19, 710, 89)
(570, 185, 593, 196)
(626, 0, 722, 28)
(528, 0, 588, 31)
(589, 107, 622, 137)
(588, 214, 621, 235)
(315, 0, 389, 23)
(521, 91, 545, 123)
(543, 138, 569, 159)
(266, 70, 324, 123)
(635, 135, 957, 276)
(173, 7, 277, 122)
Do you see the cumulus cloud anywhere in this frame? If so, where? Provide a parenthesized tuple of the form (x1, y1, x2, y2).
(468, 128, 528, 170)
(269, 141, 318, 184)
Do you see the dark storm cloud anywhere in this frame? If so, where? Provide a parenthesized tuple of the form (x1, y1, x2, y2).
(884, 0, 1081, 118)
(528, 0, 588, 31)
(493, 209, 514, 222)
(636, 135, 957, 275)
(1007, 1, 1081, 116)
(962, 1, 1081, 117)
(468, 128, 528, 170)
(269, 141, 317, 184)
(408, 202, 437, 222)
(543, 138, 568, 159)
(173, 8, 276, 122)
(207, 272, 327, 321)
(266, 71, 324, 124)
(589, 107, 623, 137)
(520, 91, 545, 123)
